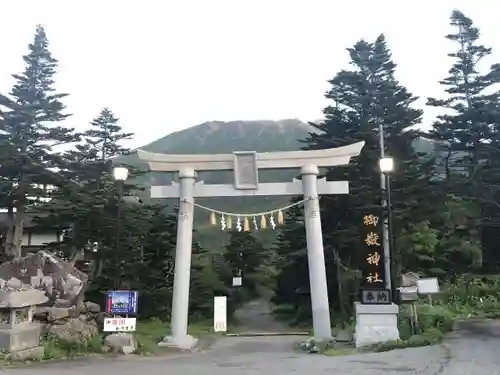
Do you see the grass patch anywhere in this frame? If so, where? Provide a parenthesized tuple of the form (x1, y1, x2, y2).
(134, 318, 214, 355)
(42, 333, 105, 360)
(297, 337, 356, 357)
(0, 319, 216, 364)
(322, 347, 355, 356)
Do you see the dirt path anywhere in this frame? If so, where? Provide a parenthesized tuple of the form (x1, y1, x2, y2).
(232, 298, 289, 333)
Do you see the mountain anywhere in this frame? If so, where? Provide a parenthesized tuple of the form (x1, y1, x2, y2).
(142, 119, 313, 154)
(120, 119, 438, 248)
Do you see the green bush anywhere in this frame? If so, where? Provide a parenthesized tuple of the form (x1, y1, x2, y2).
(42, 334, 105, 360)
(420, 328, 444, 344)
(438, 274, 500, 317)
(416, 304, 455, 332)
(365, 303, 456, 352)
(398, 304, 454, 340)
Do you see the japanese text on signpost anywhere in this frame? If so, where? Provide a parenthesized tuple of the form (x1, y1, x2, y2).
(362, 213, 385, 288)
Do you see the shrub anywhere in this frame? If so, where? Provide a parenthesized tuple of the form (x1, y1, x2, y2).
(436, 274, 500, 318)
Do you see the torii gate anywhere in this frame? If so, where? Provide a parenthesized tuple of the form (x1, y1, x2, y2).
(138, 141, 364, 349)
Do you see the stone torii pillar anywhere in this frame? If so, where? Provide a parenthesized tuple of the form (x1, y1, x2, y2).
(138, 141, 364, 349)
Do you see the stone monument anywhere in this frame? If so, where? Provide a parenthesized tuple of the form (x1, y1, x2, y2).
(0, 278, 48, 360)
(138, 141, 364, 348)
(355, 210, 399, 348)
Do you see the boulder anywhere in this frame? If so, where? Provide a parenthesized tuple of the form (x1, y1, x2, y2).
(48, 317, 98, 343)
(0, 250, 88, 306)
(104, 333, 136, 354)
(47, 307, 70, 322)
(85, 301, 101, 313)
(94, 312, 111, 327)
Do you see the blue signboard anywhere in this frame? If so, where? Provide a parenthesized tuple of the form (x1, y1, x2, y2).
(106, 290, 138, 315)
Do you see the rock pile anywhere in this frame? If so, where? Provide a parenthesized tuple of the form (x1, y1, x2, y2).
(0, 250, 88, 308)
(0, 251, 137, 354)
(0, 251, 110, 344)
(34, 301, 104, 343)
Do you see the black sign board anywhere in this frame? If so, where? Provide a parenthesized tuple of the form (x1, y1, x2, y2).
(360, 289, 391, 305)
(361, 212, 386, 289)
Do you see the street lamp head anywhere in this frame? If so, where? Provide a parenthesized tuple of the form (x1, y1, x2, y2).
(379, 157, 394, 173)
(113, 166, 129, 181)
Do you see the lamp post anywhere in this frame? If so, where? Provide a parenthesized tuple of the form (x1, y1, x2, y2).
(112, 166, 129, 289)
(379, 157, 396, 300)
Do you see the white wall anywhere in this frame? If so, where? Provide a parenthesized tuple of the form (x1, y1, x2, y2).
(22, 232, 60, 246)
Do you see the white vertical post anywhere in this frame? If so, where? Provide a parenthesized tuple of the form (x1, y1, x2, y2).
(213, 296, 228, 332)
(301, 164, 332, 340)
(161, 167, 196, 347)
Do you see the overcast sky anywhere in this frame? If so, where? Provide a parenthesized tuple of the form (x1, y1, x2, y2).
(1, 1, 499, 148)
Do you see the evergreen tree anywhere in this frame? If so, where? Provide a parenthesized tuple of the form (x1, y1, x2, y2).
(85, 108, 132, 160)
(271, 203, 312, 323)
(36, 108, 181, 315)
(223, 231, 267, 312)
(428, 10, 500, 182)
(428, 10, 500, 269)
(0, 25, 78, 258)
(134, 206, 178, 319)
(37, 108, 132, 266)
(189, 240, 228, 320)
(274, 35, 437, 319)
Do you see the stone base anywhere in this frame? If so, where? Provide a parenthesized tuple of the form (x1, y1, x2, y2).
(5, 346, 44, 361)
(0, 323, 41, 352)
(157, 334, 198, 350)
(354, 302, 399, 348)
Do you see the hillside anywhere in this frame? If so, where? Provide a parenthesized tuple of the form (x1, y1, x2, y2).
(143, 119, 313, 154)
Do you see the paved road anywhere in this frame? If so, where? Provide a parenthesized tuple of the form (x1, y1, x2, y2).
(441, 320, 500, 375)
(2, 335, 447, 375)
(3, 319, 500, 374)
(232, 298, 289, 332)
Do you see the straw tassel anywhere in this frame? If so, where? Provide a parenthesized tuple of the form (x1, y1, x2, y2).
(277, 210, 284, 225)
(260, 214, 267, 229)
(227, 215, 232, 229)
(243, 217, 250, 232)
(210, 212, 217, 225)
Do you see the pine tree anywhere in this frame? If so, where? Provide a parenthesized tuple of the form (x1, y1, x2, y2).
(37, 108, 132, 264)
(35, 107, 144, 296)
(223, 231, 267, 311)
(0, 25, 78, 258)
(189, 240, 228, 320)
(271, 203, 312, 322)
(428, 10, 500, 182)
(36, 108, 181, 312)
(85, 108, 132, 160)
(428, 10, 500, 269)
(132, 206, 178, 319)
(274, 35, 437, 319)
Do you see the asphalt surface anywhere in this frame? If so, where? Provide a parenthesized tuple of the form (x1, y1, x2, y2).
(2, 307, 500, 374)
(1, 335, 448, 375)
